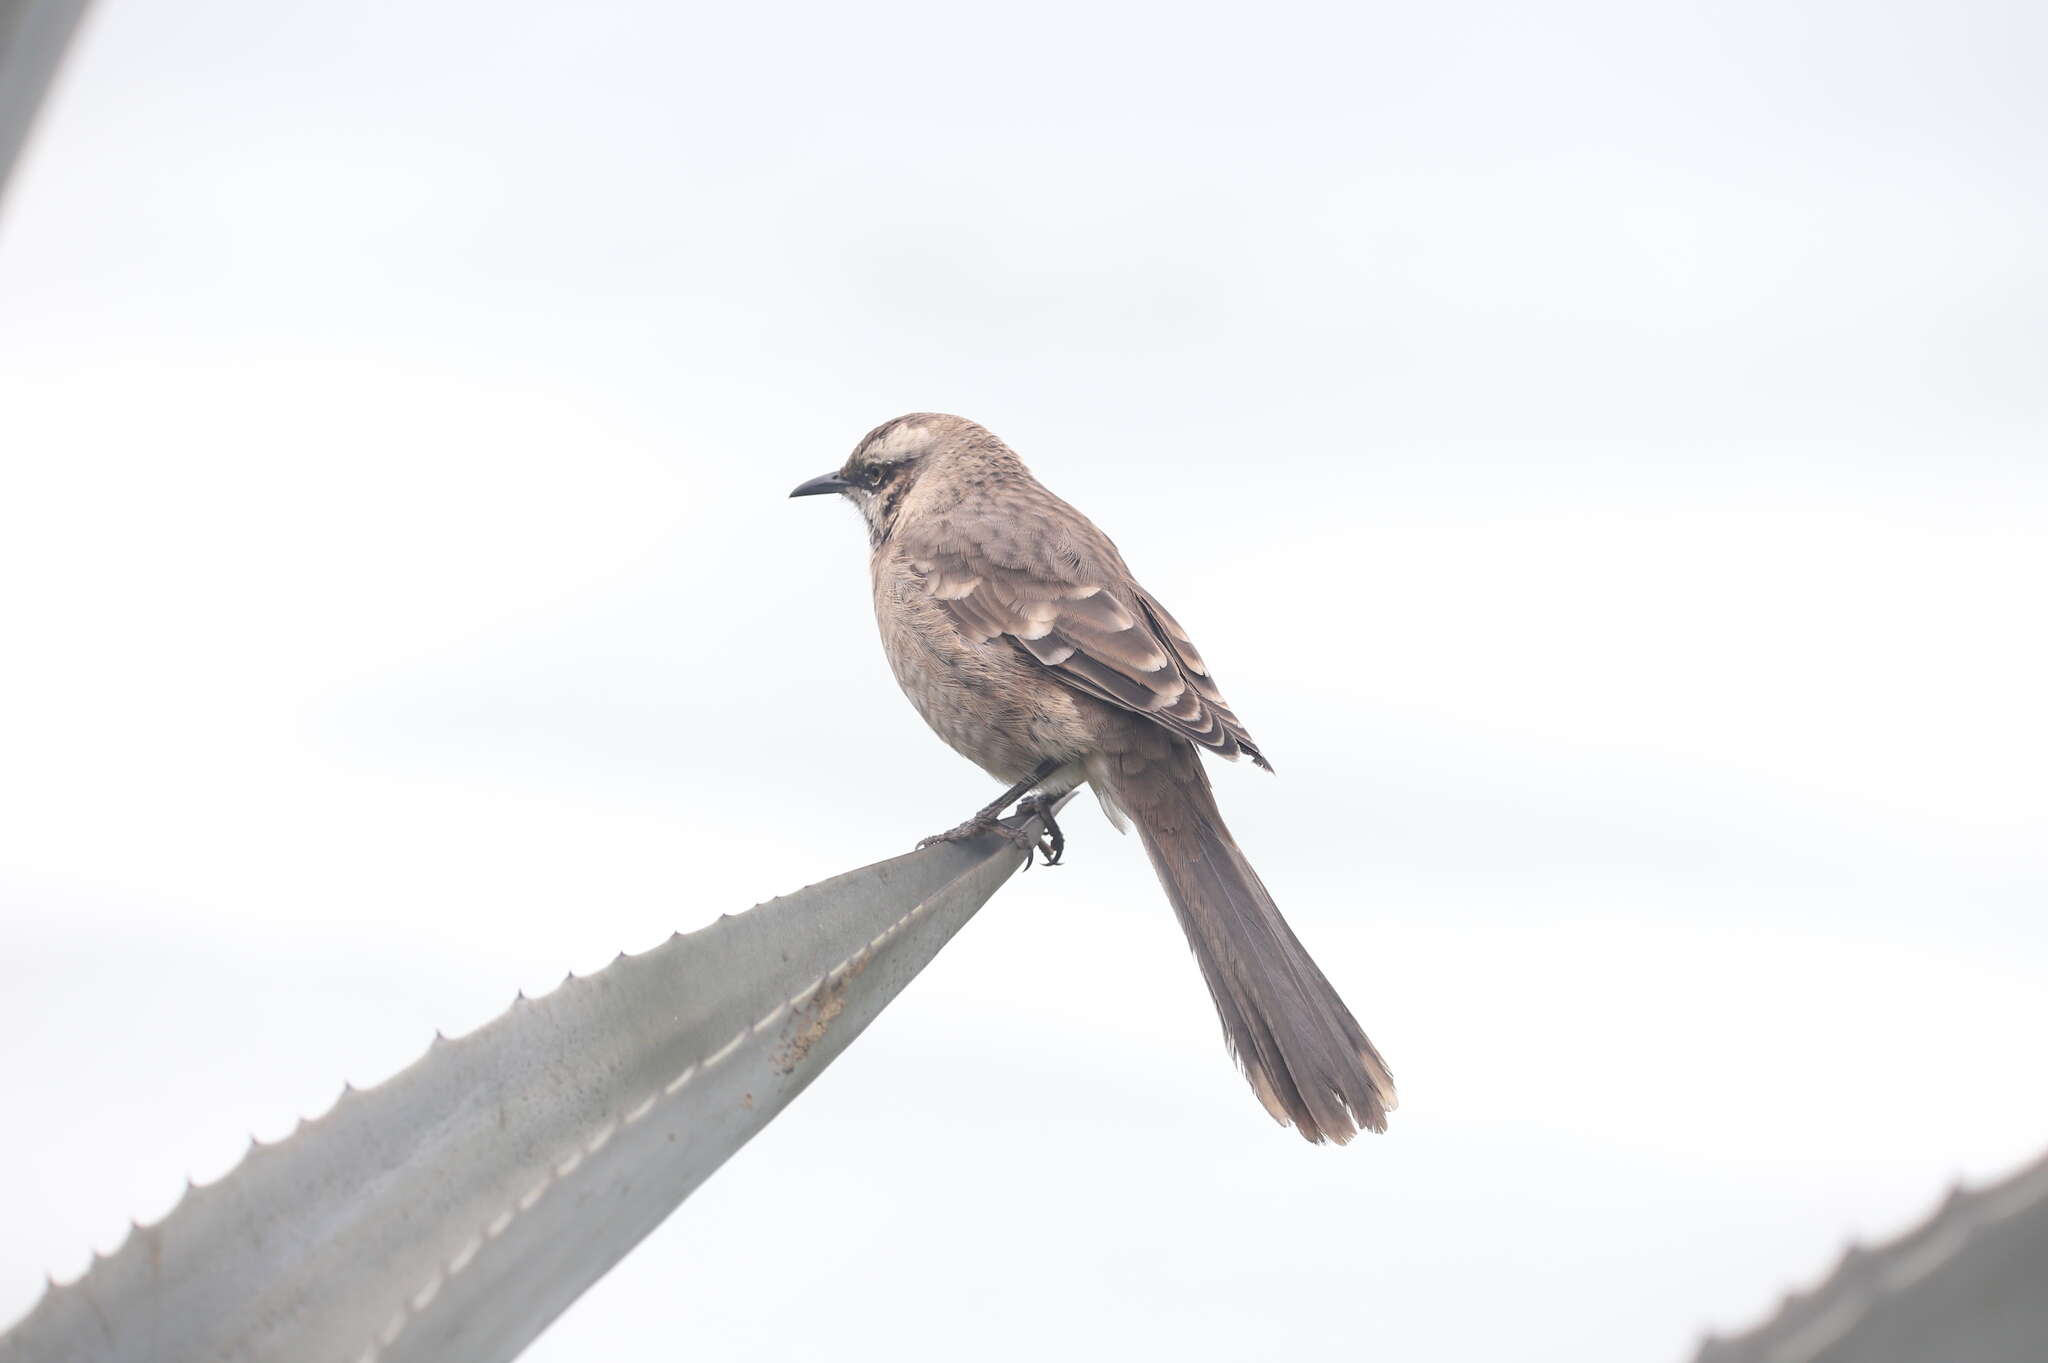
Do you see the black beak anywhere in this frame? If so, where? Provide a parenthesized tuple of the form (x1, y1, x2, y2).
(789, 472, 853, 498)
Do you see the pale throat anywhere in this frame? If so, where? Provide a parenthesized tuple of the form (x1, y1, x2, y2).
(852, 486, 896, 546)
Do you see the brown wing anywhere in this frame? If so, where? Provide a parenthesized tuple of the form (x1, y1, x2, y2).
(902, 521, 1270, 770)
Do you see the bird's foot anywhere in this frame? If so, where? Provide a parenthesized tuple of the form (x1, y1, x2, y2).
(916, 801, 1064, 868)
(916, 815, 1037, 854)
(1017, 794, 1066, 866)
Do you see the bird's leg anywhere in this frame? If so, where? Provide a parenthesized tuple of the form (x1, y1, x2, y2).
(916, 759, 1062, 857)
(915, 779, 1037, 851)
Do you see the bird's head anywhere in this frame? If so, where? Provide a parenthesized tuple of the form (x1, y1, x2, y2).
(789, 413, 1008, 543)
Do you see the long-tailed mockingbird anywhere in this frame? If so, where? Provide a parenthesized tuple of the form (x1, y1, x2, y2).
(791, 413, 1394, 1143)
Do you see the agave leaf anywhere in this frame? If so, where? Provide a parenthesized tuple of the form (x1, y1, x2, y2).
(1693, 1146, 2048, 1363)
(0, 804, 1062, 1363)
(0, 0, 94, 203)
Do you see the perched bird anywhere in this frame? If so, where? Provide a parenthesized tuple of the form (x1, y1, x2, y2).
(790, 414, 1394, 1143)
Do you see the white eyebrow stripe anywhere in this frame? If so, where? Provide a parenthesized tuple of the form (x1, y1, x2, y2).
(877, 423, 930, 458)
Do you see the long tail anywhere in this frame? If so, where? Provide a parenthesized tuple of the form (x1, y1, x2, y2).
(1099, 742, 1395, 1143)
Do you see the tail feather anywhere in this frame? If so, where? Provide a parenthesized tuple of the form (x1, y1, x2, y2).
(1102, 744, 1395, 1144)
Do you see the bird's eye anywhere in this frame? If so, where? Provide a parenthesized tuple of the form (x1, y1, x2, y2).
(862, 465, 888, 488)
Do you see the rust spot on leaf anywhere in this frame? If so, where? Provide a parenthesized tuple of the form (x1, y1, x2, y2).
(775, 953, 869, 1074)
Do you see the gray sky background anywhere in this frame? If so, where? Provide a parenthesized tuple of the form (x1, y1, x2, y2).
(2, 1, 2044, 1358)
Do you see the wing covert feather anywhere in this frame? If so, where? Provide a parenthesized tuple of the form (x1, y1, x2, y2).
(903, 520, 1268, 767)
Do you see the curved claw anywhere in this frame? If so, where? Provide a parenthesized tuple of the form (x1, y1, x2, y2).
(1017, 795, 1066, 867)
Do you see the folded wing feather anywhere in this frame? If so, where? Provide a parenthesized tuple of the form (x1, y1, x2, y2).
(906, 533, 1269, 769)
